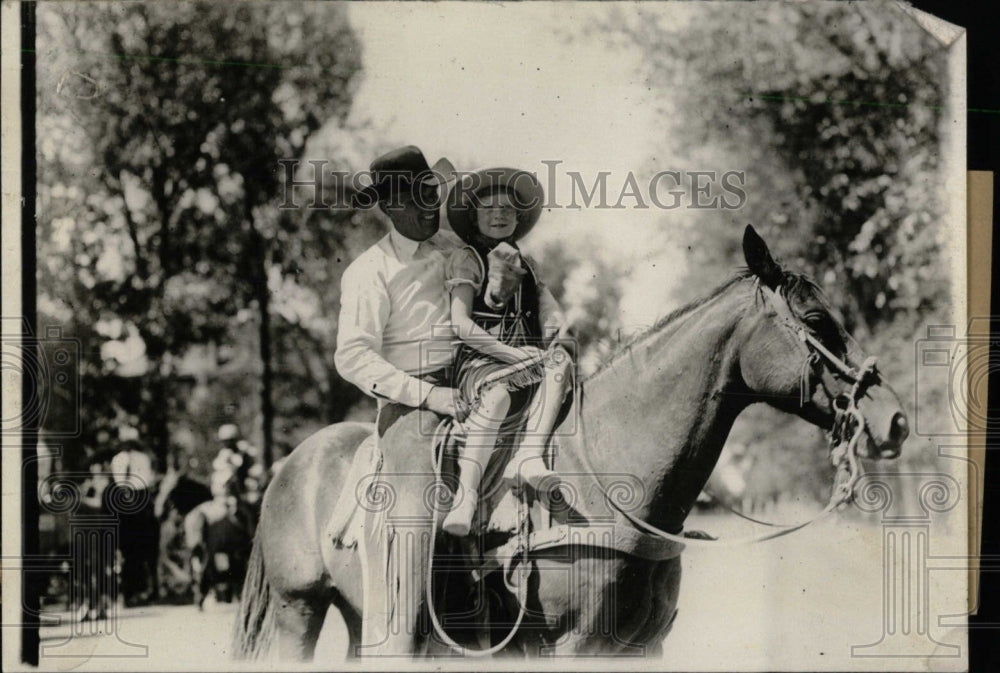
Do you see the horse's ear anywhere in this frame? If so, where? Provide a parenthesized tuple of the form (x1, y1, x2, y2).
(742, 224, 783, 289)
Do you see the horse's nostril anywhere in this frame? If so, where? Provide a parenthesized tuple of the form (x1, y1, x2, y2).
(889, 412, 909, 444)
(880, 446, 901, 459)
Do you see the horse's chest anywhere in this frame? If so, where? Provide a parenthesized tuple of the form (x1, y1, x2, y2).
(531, 555, 679, 645)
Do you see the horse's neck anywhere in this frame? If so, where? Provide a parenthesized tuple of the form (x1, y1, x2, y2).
(561, 284, 752, 533)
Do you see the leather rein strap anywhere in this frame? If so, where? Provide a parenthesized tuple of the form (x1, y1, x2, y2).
(428, 281, 880, 657)
(580, 283, 879, 549)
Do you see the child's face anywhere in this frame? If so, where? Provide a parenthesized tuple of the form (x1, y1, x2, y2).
(475, 192, 518, 240)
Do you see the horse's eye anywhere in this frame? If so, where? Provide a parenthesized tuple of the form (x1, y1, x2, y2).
(803, 312, 826, 326)
(803, 311, 847, 355)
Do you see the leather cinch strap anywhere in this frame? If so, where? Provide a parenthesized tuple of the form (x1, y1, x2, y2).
(475, 521, 686, 582)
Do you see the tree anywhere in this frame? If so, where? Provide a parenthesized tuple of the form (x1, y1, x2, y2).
(37, 2, 364, 467)
(603, 1, 953, 489)
(610, 1, 949, 336)
(531, 241, 624, 375)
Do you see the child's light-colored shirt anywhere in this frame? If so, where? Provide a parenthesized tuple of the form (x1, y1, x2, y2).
(444, 246, 566, 340)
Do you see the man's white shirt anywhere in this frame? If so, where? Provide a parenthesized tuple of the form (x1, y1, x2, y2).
(335, 228, 463, 407)
(111, 448, 155, 491)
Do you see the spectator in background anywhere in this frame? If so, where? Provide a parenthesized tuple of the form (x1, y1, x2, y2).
(154, 448, 212, 520)
(212, 424, 257, 498)
(111, 432, 160, 607)
(75, 451, 116, 621)
(185, 472, 253, 609)
(155, 449, 211, 603)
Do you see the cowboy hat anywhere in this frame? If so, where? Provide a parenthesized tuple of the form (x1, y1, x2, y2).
(446, 167, 544, 244)
(351, 145, 456, 209)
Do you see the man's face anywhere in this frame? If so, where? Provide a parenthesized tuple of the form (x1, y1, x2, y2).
(380, 180, 441, 241)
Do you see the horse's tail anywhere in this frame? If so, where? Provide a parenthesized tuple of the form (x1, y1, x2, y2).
(231, 533, 275, 660)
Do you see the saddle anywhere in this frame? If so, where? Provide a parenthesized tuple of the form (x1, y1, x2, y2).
(325, 397, 688, 655)
(323, 409, 532, 552)
(325, 389, 685, 571)
(325, 433, 380, 550)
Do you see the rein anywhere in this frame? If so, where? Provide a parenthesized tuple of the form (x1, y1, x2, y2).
(587, 283, 879, 547)
(424, 419, 530, 657)
(420, 279, 882, 655)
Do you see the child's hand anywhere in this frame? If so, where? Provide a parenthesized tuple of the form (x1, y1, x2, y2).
(486, 244, 526, 306)
(489, 242, 520, 265)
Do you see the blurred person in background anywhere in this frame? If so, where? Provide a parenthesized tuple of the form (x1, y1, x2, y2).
(212, 423, 256, 499)
(154, 448, 212, 603)
(154, 448, 212, 520)
(110, 430, 160, 607)
(74, 449, 117, 621)
(185, 471, 254, 609)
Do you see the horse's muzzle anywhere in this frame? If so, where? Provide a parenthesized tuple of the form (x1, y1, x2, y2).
(858, 385, 908, 460)
(884, 412, 909, 455)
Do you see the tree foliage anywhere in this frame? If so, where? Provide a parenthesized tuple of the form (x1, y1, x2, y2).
(607, 1, 953, 501)
(37, 2, 368, 468)
(531, 241, 624, 375)
(614, 1, 949, 336)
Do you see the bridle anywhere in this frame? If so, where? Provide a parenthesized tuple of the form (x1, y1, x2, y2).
(597, 281, 881, 547)
(760, 283, 880, 502)
(420, 279, 886, 657)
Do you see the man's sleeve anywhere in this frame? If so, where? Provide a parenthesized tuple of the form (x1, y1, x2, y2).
(334, 261, 434, 408)
(110, 451, 126, 483)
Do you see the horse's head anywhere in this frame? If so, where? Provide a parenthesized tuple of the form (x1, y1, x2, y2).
(736, 225, 908, 460)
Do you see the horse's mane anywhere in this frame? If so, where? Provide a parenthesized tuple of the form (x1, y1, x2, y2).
(584, 268, 824, 382)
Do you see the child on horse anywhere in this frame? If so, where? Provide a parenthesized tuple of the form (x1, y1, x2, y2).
(442, 168, 573, 536)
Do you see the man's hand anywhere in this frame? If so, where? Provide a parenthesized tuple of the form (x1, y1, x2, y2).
(516, 345, 546, 363)
(424, 385, 461, 417)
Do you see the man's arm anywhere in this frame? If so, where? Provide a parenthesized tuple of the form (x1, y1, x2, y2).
(334, 260, 435, 409)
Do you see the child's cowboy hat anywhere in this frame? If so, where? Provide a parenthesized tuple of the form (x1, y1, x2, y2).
(446, 167, 544, 244)
(351, 145, 457, 209)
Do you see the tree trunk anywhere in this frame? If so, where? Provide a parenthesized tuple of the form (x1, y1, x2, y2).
(259, 277, 274, 469)
(251, 227, 274, 469)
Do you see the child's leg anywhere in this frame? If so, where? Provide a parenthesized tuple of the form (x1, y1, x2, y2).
(530, 346, 573, 451)
(505, 347, 572, 494)
(443, 385, 510, 536)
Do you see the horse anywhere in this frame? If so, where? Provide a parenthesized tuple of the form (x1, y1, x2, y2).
(232, 225, 908, 660)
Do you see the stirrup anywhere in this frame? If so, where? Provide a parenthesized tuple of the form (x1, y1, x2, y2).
(503, 459, 561, 498)
(442, 489, 479, 537)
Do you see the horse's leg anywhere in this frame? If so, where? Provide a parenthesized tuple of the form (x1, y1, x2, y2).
(366, 522, 432, 658)
(331, 588, 363, 659)
(538, 556, 681, 657)
(274, 591, 329, 662)
(622, 558, 681, 656)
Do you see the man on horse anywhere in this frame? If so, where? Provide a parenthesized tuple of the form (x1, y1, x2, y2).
(335, 145, 467, 429)
(336, 149, 568, 518)
(235, 223, 910, 661)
